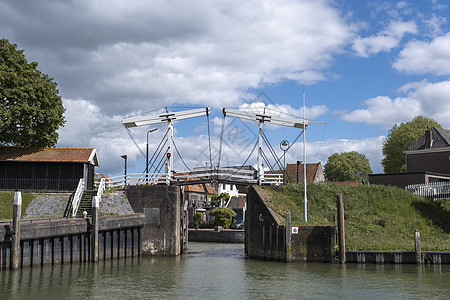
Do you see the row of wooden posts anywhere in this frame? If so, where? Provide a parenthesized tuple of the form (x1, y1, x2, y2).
(10, 190, 101, 269)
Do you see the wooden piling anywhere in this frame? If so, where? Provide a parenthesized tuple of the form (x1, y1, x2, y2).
(337, 195, 346, 264)
(11, 190, 22, 269)
(285, 210, 292, 262)
(415, 229, 421, 264)
(91, 195, 99, 262)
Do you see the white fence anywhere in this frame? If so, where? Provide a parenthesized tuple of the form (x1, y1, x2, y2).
(405, 182, 450, 200)
(262, 173, 283, 186)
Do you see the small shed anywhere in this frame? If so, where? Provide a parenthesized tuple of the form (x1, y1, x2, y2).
(0, 147, 99, 191)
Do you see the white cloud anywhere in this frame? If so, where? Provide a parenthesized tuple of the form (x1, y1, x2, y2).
(393, 33, 450, 75)
(283, 136, 385, 174)
(341, 96, 421, 128)
(237, 102, 328, 120)
(341, 80, 450, 129)
(0, 0, 354, 115)
(57, 99, 152, 174)
(352, 20, 417, 57)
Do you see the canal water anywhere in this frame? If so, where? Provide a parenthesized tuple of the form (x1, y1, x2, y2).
(1, 242, 450, 299)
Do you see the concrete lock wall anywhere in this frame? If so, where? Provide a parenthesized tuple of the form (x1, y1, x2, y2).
(125, 185, 188, 256)
(291, 226, 336, 262)
(0, 214, 144, 269)
(245, 185, 286, 261)
(246, 185, 336, 262)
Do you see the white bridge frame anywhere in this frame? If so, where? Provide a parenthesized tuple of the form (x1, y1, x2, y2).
(121, 106, 307, 187)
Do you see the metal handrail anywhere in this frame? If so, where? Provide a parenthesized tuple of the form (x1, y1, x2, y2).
(71, 178, 85, 217)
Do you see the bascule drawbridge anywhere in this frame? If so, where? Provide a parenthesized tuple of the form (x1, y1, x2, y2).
(117, 106, 309, 187)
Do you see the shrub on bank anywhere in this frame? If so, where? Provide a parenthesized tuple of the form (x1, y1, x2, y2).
(209, 207, 236, 229)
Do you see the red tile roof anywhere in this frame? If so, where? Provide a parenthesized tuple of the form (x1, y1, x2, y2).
(179, 174, 217, 194)
(0, 147, 99, 166)
(227, 196, 246, 209)
(285, 162, 322, 182)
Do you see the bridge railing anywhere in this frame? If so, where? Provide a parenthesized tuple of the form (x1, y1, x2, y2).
(105, 169, 283, 188)
(174, 167, 257, 182)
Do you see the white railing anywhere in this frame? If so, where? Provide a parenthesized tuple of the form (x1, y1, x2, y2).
(262, 173, 284, 186)
(107, 173, 167, 188)
(405, 182, 450, 200)
(105, 169, 284, 188)
(71, 178, 85, 217)
(97, 177, 106, 201)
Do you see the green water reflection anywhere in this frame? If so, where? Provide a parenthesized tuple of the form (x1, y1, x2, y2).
(1, 242, 449, 299)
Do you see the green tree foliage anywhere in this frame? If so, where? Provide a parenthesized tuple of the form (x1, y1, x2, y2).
(209, 207, 236, 229)
(193, 212, 203, 228)
(324, 151, 372, 182)
(0, 38, 65, 147)
(382, 116, 441, 173)
(209, 192, 230, 207)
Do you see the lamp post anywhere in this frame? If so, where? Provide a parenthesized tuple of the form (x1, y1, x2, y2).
(121, 155, 127, 186)
(280, 140, 289, 184)
(146, 128, 158, 184)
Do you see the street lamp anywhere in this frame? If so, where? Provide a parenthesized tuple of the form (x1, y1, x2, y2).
(146, 128, 158, 184)
(121, 155, 127, 186)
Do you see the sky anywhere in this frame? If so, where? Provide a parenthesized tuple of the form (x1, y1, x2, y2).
(2, 0, 450, 178)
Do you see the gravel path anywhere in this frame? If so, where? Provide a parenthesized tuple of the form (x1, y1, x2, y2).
(24, 190, 134, 219)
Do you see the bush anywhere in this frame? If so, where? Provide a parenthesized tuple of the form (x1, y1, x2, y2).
(209, 207, 236, 229)
(194, 212, 203, 228)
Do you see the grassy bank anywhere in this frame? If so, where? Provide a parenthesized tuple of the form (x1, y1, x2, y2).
(259, 183, 450, 251)
(0, 191, 35, 221)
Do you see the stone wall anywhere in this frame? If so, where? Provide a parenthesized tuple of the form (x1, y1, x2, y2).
(188, 229, 244, 243)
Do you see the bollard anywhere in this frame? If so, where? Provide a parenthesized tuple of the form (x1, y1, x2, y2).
(91, 195, 99, 262)
(337, 195, 346, 264)
(11, 190, 22, 269)
(285, 210, 292, 262)
(414, 229, 421, 264)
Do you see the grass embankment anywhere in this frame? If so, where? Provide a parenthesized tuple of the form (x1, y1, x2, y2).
(259, 183, 450, 251)
(0, 191, 35, 221)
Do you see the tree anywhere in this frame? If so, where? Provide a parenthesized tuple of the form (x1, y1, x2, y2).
(209, 192, 230, 207)
(382, 116, 441, 173)
(208, 207, 236, 229)
(324, 151, 372, 182)
(0, 38, 65, 147)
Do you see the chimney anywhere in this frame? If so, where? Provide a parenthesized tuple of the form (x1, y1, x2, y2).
(425, 128, 432, 149)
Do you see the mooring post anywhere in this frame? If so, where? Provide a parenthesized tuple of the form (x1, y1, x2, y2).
(91, 195, 99, 262)
(337, 195, 346, 264)
(11, 190, 22, 269)
(285, 210, 292, 262)
(414, 229, 421, 264)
